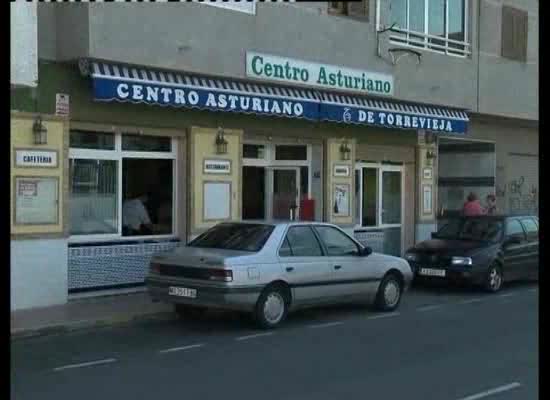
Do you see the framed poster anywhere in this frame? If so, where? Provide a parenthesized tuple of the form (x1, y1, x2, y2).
(333, 183, 350, 217)
(333, 164, 350, 177)
(203, 181, 231, 221)
(14, 176, 59, 225)
(422, 184, 433, 215)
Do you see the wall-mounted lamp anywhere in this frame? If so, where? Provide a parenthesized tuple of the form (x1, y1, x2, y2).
(424, 131, 436, 145)
(426, 149, 436, 166)
(33, 115, 48, 145)
(215, 127, 228, 155)
(339, 139, 351, 161)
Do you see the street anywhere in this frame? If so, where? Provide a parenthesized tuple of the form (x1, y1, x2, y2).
(11, 283, 538, 400)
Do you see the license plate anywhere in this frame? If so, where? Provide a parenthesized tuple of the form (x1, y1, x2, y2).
(419, 268, 446, 277)
(168, 286, 197, 298)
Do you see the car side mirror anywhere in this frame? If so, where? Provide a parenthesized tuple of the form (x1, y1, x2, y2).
(360, 246, 373, 257)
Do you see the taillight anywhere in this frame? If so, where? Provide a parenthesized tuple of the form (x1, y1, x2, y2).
(209, 269, 233, 282)
(150, 263, 161, 274)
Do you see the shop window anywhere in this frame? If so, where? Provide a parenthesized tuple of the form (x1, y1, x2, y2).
(329, 1, 369, 20)
(122, 159, 173, 236)
(389, 0, 470, 57)
(243, 144, 266, 159)
(122, 134, 171, 152)
(275, 145, 307, 161)
(381, 171, 402, 224)
(69, 159, 118, 235)
(69, 131, 176, 239)
(70, 130, 115, 150)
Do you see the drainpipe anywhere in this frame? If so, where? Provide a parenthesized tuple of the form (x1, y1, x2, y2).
(476, 0, 481, 114)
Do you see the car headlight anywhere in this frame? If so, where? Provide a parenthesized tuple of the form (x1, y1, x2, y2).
(404, 252, 417, 262)
(451, 256, 473, 266)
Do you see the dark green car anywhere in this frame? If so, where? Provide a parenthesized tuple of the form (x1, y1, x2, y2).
(405, 215, 539, 292)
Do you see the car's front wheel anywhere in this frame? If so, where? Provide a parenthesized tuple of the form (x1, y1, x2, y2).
(374, 273, 403, 312)
(254, 285, 289, 329)
(484, 264, 503, 292)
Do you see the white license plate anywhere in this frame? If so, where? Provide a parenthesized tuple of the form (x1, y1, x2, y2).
(419, 268, 446, 277)
(168, 286, 197, 298)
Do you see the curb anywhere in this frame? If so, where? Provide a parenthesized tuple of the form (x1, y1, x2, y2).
(11, 311, 177, 341)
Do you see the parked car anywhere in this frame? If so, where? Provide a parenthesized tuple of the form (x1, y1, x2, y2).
(405, 215, 539, 292)
(146, 221, 413, 328)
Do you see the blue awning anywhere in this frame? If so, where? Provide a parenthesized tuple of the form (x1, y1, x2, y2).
(80, 60, 469, 134)
(319, 92, 469, 135)
(81, 60, 321, 121)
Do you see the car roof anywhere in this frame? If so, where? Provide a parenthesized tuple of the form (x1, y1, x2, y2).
(220, 220, 340, 228)
(442, 215, 538, 220)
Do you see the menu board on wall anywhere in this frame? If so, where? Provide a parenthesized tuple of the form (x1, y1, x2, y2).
(15, 177, 59, 225)
(203, 181, 231, 221)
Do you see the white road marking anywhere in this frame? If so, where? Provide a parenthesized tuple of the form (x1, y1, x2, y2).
(235, 332, 274, 341)
(158, 343, 205, 354)
(53, 358, 117, 372)
(497, 293, 516, 298)
(459, 298, 483, 305)
(417, 304, 445, 312)
(367, 312, 400, 320)
(308, 321, 344, 329)
(528, 288, 538, 293)
(456, 382, 521, 400)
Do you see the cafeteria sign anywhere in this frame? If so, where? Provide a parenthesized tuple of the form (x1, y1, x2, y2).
(246, 52, 394, 96)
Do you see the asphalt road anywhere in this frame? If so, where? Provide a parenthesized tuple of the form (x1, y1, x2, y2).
(11, 282, 538, 400)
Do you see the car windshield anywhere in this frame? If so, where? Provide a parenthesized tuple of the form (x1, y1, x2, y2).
(188, 223, 275, 252)
(436, 218, 503, 243)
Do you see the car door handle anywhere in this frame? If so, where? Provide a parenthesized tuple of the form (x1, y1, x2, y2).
(334, 265, 342, 270)
(286, 267, 294, 272)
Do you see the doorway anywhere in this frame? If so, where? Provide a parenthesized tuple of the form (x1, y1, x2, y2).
(354, 163, 404, 256)
(242, 166, 265, 220)
(271, 167, 300, 220)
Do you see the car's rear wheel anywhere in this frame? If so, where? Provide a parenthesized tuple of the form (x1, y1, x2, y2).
(254, 285, 289, 329)
(374, 273, 403, 311)
(174, 304, 207, 320)
(484, 264, 503, 292)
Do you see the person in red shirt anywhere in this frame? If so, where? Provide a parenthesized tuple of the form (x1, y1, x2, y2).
(462, 192, 485, 216)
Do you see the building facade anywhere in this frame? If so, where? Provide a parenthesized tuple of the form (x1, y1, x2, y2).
(10, 1, 538, 310)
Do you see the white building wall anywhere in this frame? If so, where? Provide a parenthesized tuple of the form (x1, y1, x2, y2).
(11, 239, 68, 311)
(10, 2, 38, 88)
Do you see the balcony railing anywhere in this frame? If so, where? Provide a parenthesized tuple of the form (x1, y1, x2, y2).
(389, 27, 471, 58)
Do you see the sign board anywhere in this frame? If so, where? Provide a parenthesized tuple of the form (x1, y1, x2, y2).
(204, 159, 231, 174)
(246, 52, 394, 97)
(333, 183, 350, 217)
(333, 164, 350, 177)
(55, 93, 70, 116)
(423, 168, 433, 180)
(15, 149, 58, 168)
(14, 176, 58, 225)
(422, 184, 433, 215)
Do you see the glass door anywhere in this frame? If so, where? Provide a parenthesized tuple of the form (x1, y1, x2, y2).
(270, 168, 300, 220)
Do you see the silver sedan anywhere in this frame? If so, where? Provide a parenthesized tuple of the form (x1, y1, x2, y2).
(146, 221, 413, 329)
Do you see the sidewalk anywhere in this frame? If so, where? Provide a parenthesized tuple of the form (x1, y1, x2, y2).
(11, 292, 176, 340)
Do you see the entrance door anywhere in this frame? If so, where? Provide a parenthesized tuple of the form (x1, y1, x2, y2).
(270, 168, 300, 220)
(242, 166, 266, 220)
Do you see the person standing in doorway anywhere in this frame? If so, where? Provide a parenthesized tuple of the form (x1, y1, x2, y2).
(462, 192, 485, 216)
(123, 192, 154, 235)
(485, 194, 497, 215)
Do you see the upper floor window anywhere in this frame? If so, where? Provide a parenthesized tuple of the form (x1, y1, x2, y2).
(200, 1, 256, 15)
(501, 6, 528, 62)
(329, 1, 369, 21)
(389, 0, 470, 57)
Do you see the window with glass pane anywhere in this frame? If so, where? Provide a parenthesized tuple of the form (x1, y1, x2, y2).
(275, 145, 307, 161)
(448, 0, 465, 52)
(355, 170, 361, 225)
(285, 226, 323, 257)
(505, 220, 525, 239)
(243, 144, 265, 159)
(122, 134, 171, 152)
(428, 0, 446, 48)
(315, 226, 358, 256)
(362, 168, 378, 226)
(122, 158, 173, 236)
(381, 171, 401, 225)
(70, 131, 115, 150)
(390, 0, 407, 29)
(69, 159, 118, 235)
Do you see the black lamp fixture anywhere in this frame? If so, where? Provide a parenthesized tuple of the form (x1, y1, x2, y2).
(33, 115, 48, 145)
(426, 149, 436, 166)
(215, 127, 228, 155)
(339, 139, 351, 161)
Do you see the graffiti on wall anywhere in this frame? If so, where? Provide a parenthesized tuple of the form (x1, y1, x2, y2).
(507, 176, 538, 215)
